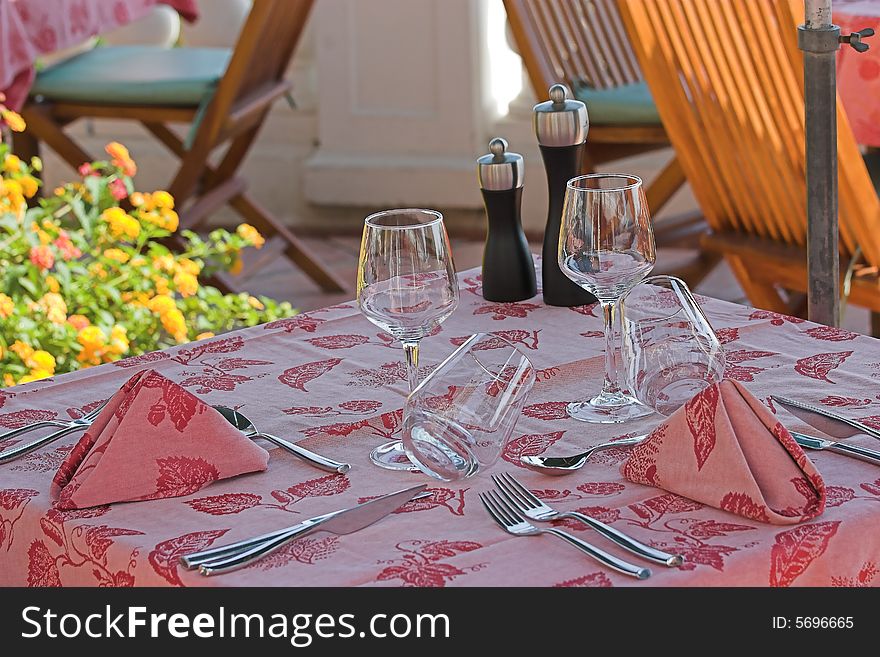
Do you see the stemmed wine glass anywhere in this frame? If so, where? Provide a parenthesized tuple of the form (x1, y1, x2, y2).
(357, 209, 459, 469)
(558, 174, 656, 423)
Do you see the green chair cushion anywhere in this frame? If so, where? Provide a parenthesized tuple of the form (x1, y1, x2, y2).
(31, 46, 230, 106)
(572, 80, 661, 125)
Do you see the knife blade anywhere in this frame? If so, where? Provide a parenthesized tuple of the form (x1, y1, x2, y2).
(771, 395, 880, 443)
(185, 484, 427, 575)
(791, 430, 880, 466)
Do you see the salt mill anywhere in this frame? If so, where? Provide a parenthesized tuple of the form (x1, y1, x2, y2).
(534, 84, 597, 307)
(477, 138, 536, 302)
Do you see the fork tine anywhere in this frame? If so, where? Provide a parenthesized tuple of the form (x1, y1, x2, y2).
(499, 471, 542, 507)
(80, 398, 109, 421)
(486, 490, 526, 525)
(479, 492, 510, 529)
(492, 475, 531, 514)
(494, 472, 538, 509)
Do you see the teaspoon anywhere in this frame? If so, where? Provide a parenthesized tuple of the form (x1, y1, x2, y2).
(520, 435, 646, 475)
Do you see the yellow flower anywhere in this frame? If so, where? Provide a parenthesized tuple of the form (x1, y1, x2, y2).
(237, 223, 265, 249)
(0, 293, 13, 318)
(131, 256, 146, 267)
(45, 275, 60, 294)
(196, 332, 215, 341)
(10, 341, 34, 361)
(152, 190, 174, 210)
(154, 276, 170, 296)
(102, 207, 140, 240)
(89, 262, 108, 279)
(161, 209, 179, 232)
(103, 248, 130, 264)
(3, 154, 21, 173)
(247, 296, 265, 310)
(18, 370, 52, 384)
(146, 294, 176, 316)
(130, 192, 146, 207)
(161, 308, 187, 342)
(19, 176, 39, 198)
(67, 314, 90, 331)
(107, 325, 129, 357)
(37, 229, 52, 245)
(38, 293, 67, 325)
(3, 373, 14, 387)
(177, 258, 201, 276)
(0, 344, 3, 360)
(53, 186, 65, 197)
(1, 109, 25, 132)
(77, 326, 106, 351)
(4, 179, 23, 197)
(173, 271, 198, 298)
(153, 254, 175, 272)
(30, 350, 56, 373)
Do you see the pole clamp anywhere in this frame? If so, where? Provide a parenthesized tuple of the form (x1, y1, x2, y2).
(840, 27, 874, 53)
(798, 24, 841, 53)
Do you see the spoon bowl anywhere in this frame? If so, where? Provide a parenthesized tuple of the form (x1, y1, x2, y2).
(214, 406, 351, 474)
(520, 435, 646, 475)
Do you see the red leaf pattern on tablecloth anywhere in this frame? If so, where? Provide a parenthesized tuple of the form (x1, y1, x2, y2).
(580, 330, 605, 338)
(770, 521, 841, 587)
(685, 384, 719, 470)
(27, 540, 62, 587)
(149, 529, 229, 586)
(685, 519, 756, 539)
(186, 493, 263, 515)
(860, 479, 880, 496)
(215, 358, 273, 370)
(142, 373, 201, 430)
(723, 350, 777, 382)
(264, 314, 324, 334)
(825, 486, 856, 508)
(85, 525, 143, 561)
(338, 400, 382, 413)
(360, 488, 468, 516)
(715, 327, 739, 344)
(0, 389, 14, 409)
(0, 488, 38, 550)
(473, 302, 541, 320)
(719, 492, 771, 523)
(673, 543, 739, 572)
(306, 335, 371, 350)
(577, 482, 626, 496)
(279, 474, 350, 507)
(376, 540, 482, 587)
(749, 309, 804, 326)
(113, 351, 170, 368)
(278, 358, 342, 392)
(450, 330, 541, 351)
(501, 431, 565, 467)
(0, 409, 57, 428)
(151, 457, 219, 499)
(819, 395, 872, 408)
(569, 304, 599, 316)
(831, 562, 878, 588)
(794, 351, 852, 383)
(554, 572, 613, 587)
(804, 326, 858, 342)
(179, 373, 251, 393)
(250, 536, 340, 570)
(556, 506, 620, 531)
(522, 401, 570, 421)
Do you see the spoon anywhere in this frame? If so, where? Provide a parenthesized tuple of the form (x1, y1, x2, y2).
(520, 435, 647, 475)
(214, 406, 351, 474)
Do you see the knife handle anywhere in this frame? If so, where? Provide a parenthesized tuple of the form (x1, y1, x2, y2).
(828, 442, 880, 465)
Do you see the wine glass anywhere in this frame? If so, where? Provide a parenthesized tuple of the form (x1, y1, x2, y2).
(357, 208, 459, 469)
(401, 333, 535, 481)
(558, 173, 656, 423)
(621, 275, 725, 416)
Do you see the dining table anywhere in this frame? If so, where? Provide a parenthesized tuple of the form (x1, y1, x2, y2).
(1, 265, 879, 588)
(0, 0, 200, 112)
(836, 0, 880, 146)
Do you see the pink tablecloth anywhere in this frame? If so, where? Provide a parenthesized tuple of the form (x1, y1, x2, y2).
(836, 0, 880, 145)
(0, 0, 199, 111)
(1, 266, 879, 587)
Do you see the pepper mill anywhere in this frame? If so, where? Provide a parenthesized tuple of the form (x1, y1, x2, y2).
(534, 84, 598, 307)
(477, 138, 536, 302)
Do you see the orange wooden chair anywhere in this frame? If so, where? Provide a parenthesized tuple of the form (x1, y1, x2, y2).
(617, 0, 880, 328)
(503, 0, 717, 282)
(15, 0, 347, 295)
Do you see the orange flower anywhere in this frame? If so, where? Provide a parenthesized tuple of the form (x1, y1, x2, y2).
(1, 109, 25, 132)
(195, 332, 215, 341)
(0, 293, 13, 318)
(173, 271, 198, 298)
(236, 223, 265, 249)
(230, 255, 243, 276)
(67, 314, 91, 331)
(105, 142, 137, 176)
(29, 245, 54, 271)
(54, 231, 81, 260)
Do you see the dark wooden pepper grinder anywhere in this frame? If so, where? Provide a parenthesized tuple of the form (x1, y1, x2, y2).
(534, 84, 598, 307)
(477, 138, 536, 302)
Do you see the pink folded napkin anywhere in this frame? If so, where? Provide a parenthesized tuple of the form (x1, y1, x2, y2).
(622, 379, 825, 524)
(52, 369, 269, 510)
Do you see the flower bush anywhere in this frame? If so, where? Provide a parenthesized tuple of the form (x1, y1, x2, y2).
(0, 104, 293, 386)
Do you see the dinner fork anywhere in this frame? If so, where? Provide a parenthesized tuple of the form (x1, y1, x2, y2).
(0, 399, 108, 464)
(492, 472, 683, 567)
(480, 491, 651, 579)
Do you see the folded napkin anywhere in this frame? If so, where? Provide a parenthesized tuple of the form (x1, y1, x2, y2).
(52, 369, 269, 510)
(622, 379, 825, 524)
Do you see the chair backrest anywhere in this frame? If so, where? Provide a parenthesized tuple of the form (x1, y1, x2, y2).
(503, 0, 642, 93)
(194, 0, 313, 147)
(617, 0, 880, 267)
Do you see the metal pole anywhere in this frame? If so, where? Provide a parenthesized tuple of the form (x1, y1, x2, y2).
(800, 0, 840, 327)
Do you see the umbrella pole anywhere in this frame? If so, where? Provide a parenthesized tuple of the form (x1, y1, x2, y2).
(799, 0, 839, 327)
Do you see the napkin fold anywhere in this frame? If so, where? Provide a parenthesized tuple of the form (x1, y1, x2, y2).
(52, 369, 269, 510)
(622, 379, 825, 524)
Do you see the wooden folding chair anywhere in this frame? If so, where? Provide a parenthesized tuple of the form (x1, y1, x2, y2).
(618, 0, 880, 331)
(15, 0, 347, 295)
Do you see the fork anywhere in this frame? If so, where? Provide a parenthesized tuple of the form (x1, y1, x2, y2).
(480, 491, 651, 579)
(493, 472, 684, 567)
(0, 399, 108, 464)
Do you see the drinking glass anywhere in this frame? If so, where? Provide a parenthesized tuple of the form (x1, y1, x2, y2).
(401, 333, 535, 481)
(357, 208, 459, 469)
(559, 173, 656, 423)
(621, 275, 725, 416)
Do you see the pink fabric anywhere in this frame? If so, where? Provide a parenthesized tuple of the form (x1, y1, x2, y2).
(622, 380, 825, 524)
(1, 265, 879, 587)
(0, 0, 200, 111)
(50, 369, 269, 510)
(836, 1, 880, 146)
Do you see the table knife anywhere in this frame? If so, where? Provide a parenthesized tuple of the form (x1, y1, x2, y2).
(791, 431, 880, 466)
(186, 484, 427, 576)
(771, 395, 880, 443)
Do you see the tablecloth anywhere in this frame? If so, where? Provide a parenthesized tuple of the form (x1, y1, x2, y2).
(836, 0, 880, 146)
(0, 0, 199, 111)
(1, 266, 879, 587)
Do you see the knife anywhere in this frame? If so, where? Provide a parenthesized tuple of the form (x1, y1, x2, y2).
(791, 431, 880, 466)
(771, 395, 880, 443)
(184, 484, 427, 575)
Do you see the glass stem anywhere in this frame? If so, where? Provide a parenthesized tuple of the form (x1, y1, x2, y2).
(402, 340, 420, 392)
(600, 300, 621, 397)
